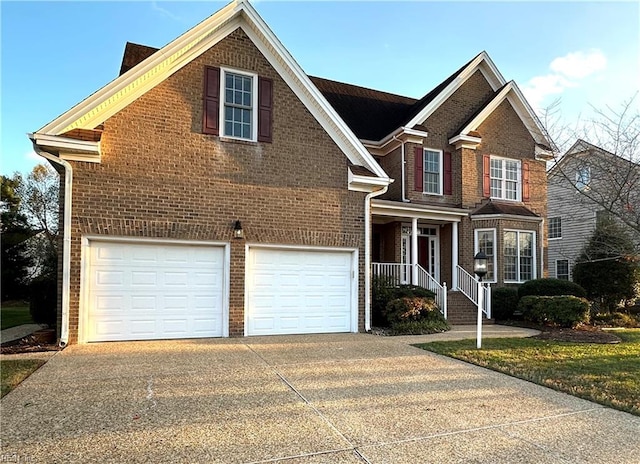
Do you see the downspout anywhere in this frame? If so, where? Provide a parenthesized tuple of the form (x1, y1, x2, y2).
(391, 134, 410, 202)
(540, 218, 545, 279)
(364, 184, 388, 332)
(32, 144, 72, 348)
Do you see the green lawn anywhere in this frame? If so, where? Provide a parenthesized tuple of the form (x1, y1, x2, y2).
(1, 303, 33, 330)
(416, 329, 640, 416)
(1, 359, 46, 398)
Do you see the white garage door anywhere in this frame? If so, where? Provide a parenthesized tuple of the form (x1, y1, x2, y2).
(246, 247, 355, 336)
(85, 240, 225, 342)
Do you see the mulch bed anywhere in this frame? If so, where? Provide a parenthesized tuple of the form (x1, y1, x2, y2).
(0, 334, 61, 355)
(532, 326, 622, 344)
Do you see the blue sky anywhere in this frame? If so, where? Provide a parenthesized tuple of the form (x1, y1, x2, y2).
(2, 1, 639, 176)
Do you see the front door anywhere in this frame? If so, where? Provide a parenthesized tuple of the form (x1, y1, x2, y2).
(401, 226, 440, 281)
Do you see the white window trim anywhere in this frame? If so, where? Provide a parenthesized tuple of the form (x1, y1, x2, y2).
(474, 228, 497, 283)
(503, 229, 537, 283)
(423, 148, 443, 196)
(219, 67, 259, 142)
(490, 155, 521, 202)
(556, 259, 570, 280)
(548, 216, 562, 240)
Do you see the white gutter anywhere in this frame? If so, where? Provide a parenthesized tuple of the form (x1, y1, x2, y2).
(31, 142, 72, 348)
(364, 185, 388, 332)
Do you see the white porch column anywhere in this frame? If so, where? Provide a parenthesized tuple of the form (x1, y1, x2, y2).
(452, 221, 459, 289)
(411, 217, 418, 285)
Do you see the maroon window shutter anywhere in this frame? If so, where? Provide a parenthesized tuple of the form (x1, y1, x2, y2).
(522, 160, 531, 201)
(258, 77, 273, 142)
(482, 155, 491, 197)
(203, 67, 220, 135)
(414, 146, 423, 192)
(444, 151, 452, 195)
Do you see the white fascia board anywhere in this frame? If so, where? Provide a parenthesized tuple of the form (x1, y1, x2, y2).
(29, 133, 100, 155)
(348, 170, 392, 192)
(361, 126, 429, 156)
(226, 4, 388, 179)
(507, 82, 554, 148)
(404, 52, 506, 130)
(459, 83, 512, 135)
(38, 1, 241, 135)
(449, 134, 482, 150)
(371, 200, 467, 222)
(471, 213, 543, 222)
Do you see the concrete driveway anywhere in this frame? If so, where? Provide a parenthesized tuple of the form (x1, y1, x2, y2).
(2, 333, 639, 463)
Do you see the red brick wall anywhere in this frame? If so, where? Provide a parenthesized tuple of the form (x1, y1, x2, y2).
(64, 28, 367, 343)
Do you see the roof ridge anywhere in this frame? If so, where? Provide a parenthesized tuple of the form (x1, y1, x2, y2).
(309, 76, 418, 102)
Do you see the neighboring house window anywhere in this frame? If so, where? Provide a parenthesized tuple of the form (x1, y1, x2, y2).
(202, 67, 272, 142)
(504, 230, 535, 282)
(423, 149, 442, 195)
(474, 229, 496, 282)
(223, 70, 256, 140)
(556, 259, 569, 280)
(575, 166, 591, 191)
(548, 217, 562, 239)
(490, 157, 520, 201)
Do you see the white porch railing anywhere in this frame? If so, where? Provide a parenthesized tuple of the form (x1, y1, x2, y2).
(455, 265, 491, 318)
(414, 264, 447, 319)
(372, 263, 447, 317)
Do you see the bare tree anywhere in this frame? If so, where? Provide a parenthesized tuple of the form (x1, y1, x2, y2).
(546, 96, 640, 259)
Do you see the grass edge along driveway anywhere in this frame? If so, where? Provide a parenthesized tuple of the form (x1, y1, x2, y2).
(416, 329, 640, 416)
(1, 359, 46, 398)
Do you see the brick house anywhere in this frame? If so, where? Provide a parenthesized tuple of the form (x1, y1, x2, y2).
(29, 0, 552, 345)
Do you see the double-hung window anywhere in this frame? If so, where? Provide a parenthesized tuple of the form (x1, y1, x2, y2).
(490, 157, 520, 201)
(474, 229, 496, 282)
(504, 230, 535, 282)
(556, 259, 569, 280)
(223, 70, 256, 140)
(423, 149, 442, 195)
(548, 217, 562, 239)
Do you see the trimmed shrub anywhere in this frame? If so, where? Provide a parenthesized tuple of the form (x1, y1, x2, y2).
(371, 275, 436, 327)
(592, 312, 640, 328)
(518, 295, 590, 328)
(385, 296, 449, 334)
(29, 276, 57, 326)
(491, 286, 520, 320)
(518, 278, 586, 299)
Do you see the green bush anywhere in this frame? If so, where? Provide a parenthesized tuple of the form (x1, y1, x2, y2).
(592, 312, 640, 328)
(518, 278, 586, 299)
(29, 276, 57, 326)
(492, 286, 520, 320)
(385, 296, 449, 334)
(518, 295, 590, 328)
(372, 274, 436, 327)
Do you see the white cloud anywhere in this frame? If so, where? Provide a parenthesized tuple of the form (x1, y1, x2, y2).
(151, 1, 182, 22)
(522, 49, 607, 111)
(550, 50, 607, 80)
(26, 150, 41, 162)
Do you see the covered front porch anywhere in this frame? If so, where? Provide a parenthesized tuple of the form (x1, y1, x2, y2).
(371, 199, 491, 322)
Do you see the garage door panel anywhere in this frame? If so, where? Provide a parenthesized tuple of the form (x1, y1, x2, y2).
(86, 241, 225, 342)
(247, 248, 354, 336)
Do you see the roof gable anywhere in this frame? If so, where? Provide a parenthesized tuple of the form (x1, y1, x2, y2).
(34, 0, 388, 181)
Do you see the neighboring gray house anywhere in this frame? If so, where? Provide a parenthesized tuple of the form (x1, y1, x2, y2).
(547, 139, 640, 280)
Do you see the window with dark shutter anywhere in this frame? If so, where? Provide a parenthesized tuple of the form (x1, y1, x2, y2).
(444, 151, 452, 195)
(203, 66, 220, 135)
(482, 155, 491, 198)
(414, 146, 423, 192)
(258, 77, 273, 143)
(522, 160, 530, 201)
